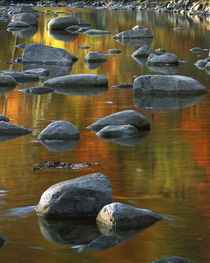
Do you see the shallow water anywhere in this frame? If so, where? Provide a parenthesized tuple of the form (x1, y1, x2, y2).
(0, 6, 209, 263)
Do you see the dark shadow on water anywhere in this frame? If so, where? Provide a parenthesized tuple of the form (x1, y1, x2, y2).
(134, 94, 206, 111)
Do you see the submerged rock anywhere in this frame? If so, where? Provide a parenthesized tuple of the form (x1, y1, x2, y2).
(36, 173, 113, 218)
(113, 28, 153, 39)
(87, 110, 150, 132)
(22, 44, 77, 65)
(42, 74, 108, 88)
(0, 121, 33, 135)
(133, 75, 207, 96)
(20, 86, 54, 95)
(47, 16, 79, 30)
(38, 120, 80, 141)
(0, 114, 9, 122)
(152, 256, 192, 263)
(96, 202, 163, 231)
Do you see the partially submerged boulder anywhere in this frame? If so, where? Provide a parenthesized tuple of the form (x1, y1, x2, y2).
(0, 75, 17, 86)
(133, 75, 207, 96)
(152, 256, 192, 263)
(96, 202, 163, 231)
(84, 29, 112, 36)
(11, 12, 38, 26)
(22, 44, 77, 65)
(84, 52, 106, 62)
(146, 53, 179, 66)
(36, 173, 113, 218)
(42, 74, 108, 88)
(132, 45, 154, 58)
(0, 121, 33, 135)
(87, 110, 150, 132)
(113, 28, 153, 39)
(47, 16, 79, 30)
(38, 120, 80, 141)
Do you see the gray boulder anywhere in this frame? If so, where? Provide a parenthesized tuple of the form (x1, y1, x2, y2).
(0, 75, 17, 86)
(22, 44, 77, 65)
(11, 13, 38, 26)
(96, 202, 163, 231)
(36, 173, 113, 218)
(133, 75, 207, 96)
(132, 45, 154, 58)
(146, 53, 179, 66)
(8, 5, 34, 16)
(113, 28, 153, 39)
(84, 29, 112, 36)
(87, 110, 150, 132)
(48, 16, 79, 30)
(96, 125, 140, 138)
(152, 256, 192, 263)
(42, 74, 108, 88)
(38, 120, 80, 141)
(84, 52, 106, 62)
(0, 121, 33, 135)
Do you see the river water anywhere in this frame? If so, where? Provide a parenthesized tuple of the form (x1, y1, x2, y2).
(0, 6, 209, 263)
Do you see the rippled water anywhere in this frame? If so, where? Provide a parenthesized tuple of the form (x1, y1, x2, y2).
(0, 6, 209, 263)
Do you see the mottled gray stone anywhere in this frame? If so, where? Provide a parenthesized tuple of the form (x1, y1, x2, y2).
(87, 110, 150, 132)
(38, 120, 80, 141)
(11, 13, 38, 26)
(113, 28, 153, 39)
(134, 75, 207, 96)
(36, 173, 113, 218)
(96, 202, 163, 231)
(22, 44, 77, 65)
(0, 121, 33, 135)
(42, 74, 108, 88)
(146, 53, 179, 66)
(84, 52, 106, 62)
(48, 16, 79, 30)
(132, 45, 154, 57)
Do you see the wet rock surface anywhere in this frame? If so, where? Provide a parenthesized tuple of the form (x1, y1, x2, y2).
(36, 173, 113, 218)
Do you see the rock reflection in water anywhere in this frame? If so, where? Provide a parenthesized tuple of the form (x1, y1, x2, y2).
(40, 139, 79, 152)
(53, 86, 108, 96)
(148, 65, 178, 74)
(11, 26, 38, 38)
(132, 56, 148, 66)
(114, 38, 152, 47)
(85, 61, 105, 70)
(134, 94, 206, 111)
(97, 131, 149, 147)
(38, 217, 101, 245)
(0, 86, 16, 94)
(48, 30, 78, 42)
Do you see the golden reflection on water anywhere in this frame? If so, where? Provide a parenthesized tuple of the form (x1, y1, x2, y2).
(0, 6, 209, 263)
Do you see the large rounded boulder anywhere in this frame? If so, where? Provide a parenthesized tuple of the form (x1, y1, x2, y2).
(96, 202, 163, 231)
(133, 75, 207, 96)
(87, 110, 150, 132)
(36, 173, 113, 218)
(38, 121, 80, 141)
(47, 16, 79, 30)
